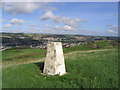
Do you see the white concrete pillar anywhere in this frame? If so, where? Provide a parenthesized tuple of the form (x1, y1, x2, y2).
(43, 42, 66, 76)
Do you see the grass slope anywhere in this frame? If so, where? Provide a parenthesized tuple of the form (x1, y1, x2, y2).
(2, 40, 118, 88)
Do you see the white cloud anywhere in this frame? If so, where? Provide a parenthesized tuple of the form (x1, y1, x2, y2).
(2, 2, 57, 15)
(41, 5, 57, 12)
(44, 24, 98, 35)
(41, 11, 85, 31)
(30, 24, 36, 27)
(0, 19, 6, 24)
(2, 2, 40, 15)
(45, 24, 75, 31)
(106, 24, 118, 33)
(41, 11, 59, 20)
(55, 25, 60, 28)
(108, 30, 114, 33)
(64, 25, 73, 30)
(62, 17, 85, 26)
(41, 11, 85, 24)
(3, 24, 12, 28)
(2, 19, 6, 23)
(106, 24, 118, 36)
(10, 18, 25, 25)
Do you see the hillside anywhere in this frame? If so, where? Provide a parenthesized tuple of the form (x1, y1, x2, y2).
(1, 33, 118, 50)
(2, 40, 118, 88)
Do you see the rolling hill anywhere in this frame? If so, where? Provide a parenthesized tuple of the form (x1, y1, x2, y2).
(2, 40, 118, 88)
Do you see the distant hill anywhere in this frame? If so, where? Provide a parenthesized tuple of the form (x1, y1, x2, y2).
(1, 33, 118, 48)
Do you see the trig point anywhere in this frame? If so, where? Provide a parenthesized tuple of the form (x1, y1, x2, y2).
(43, 42, 66, 76)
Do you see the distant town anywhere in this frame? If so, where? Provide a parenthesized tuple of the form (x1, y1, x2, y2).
(0, 33, 118, 51)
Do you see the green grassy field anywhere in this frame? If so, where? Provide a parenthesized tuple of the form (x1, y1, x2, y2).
(2, 40, 118, 88)
(0, 36, 12, 38)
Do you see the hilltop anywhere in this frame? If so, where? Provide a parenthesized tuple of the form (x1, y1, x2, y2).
(2, 40, 118, 88)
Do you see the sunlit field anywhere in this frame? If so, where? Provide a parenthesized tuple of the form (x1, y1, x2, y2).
(2, 41, 118, 88)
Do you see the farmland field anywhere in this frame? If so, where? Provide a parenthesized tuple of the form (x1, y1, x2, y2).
(2, 41, 118, 88)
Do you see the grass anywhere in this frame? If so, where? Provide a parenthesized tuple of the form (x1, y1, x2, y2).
(2, 40, 118, 88)
(2, 48, 46, 63)
(2, 40, 114, 63)
(63, 40, 114, 53)
(0, 36, 12, 38)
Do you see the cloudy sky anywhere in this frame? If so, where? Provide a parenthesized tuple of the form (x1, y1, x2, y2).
(1, 2, 118, 36)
